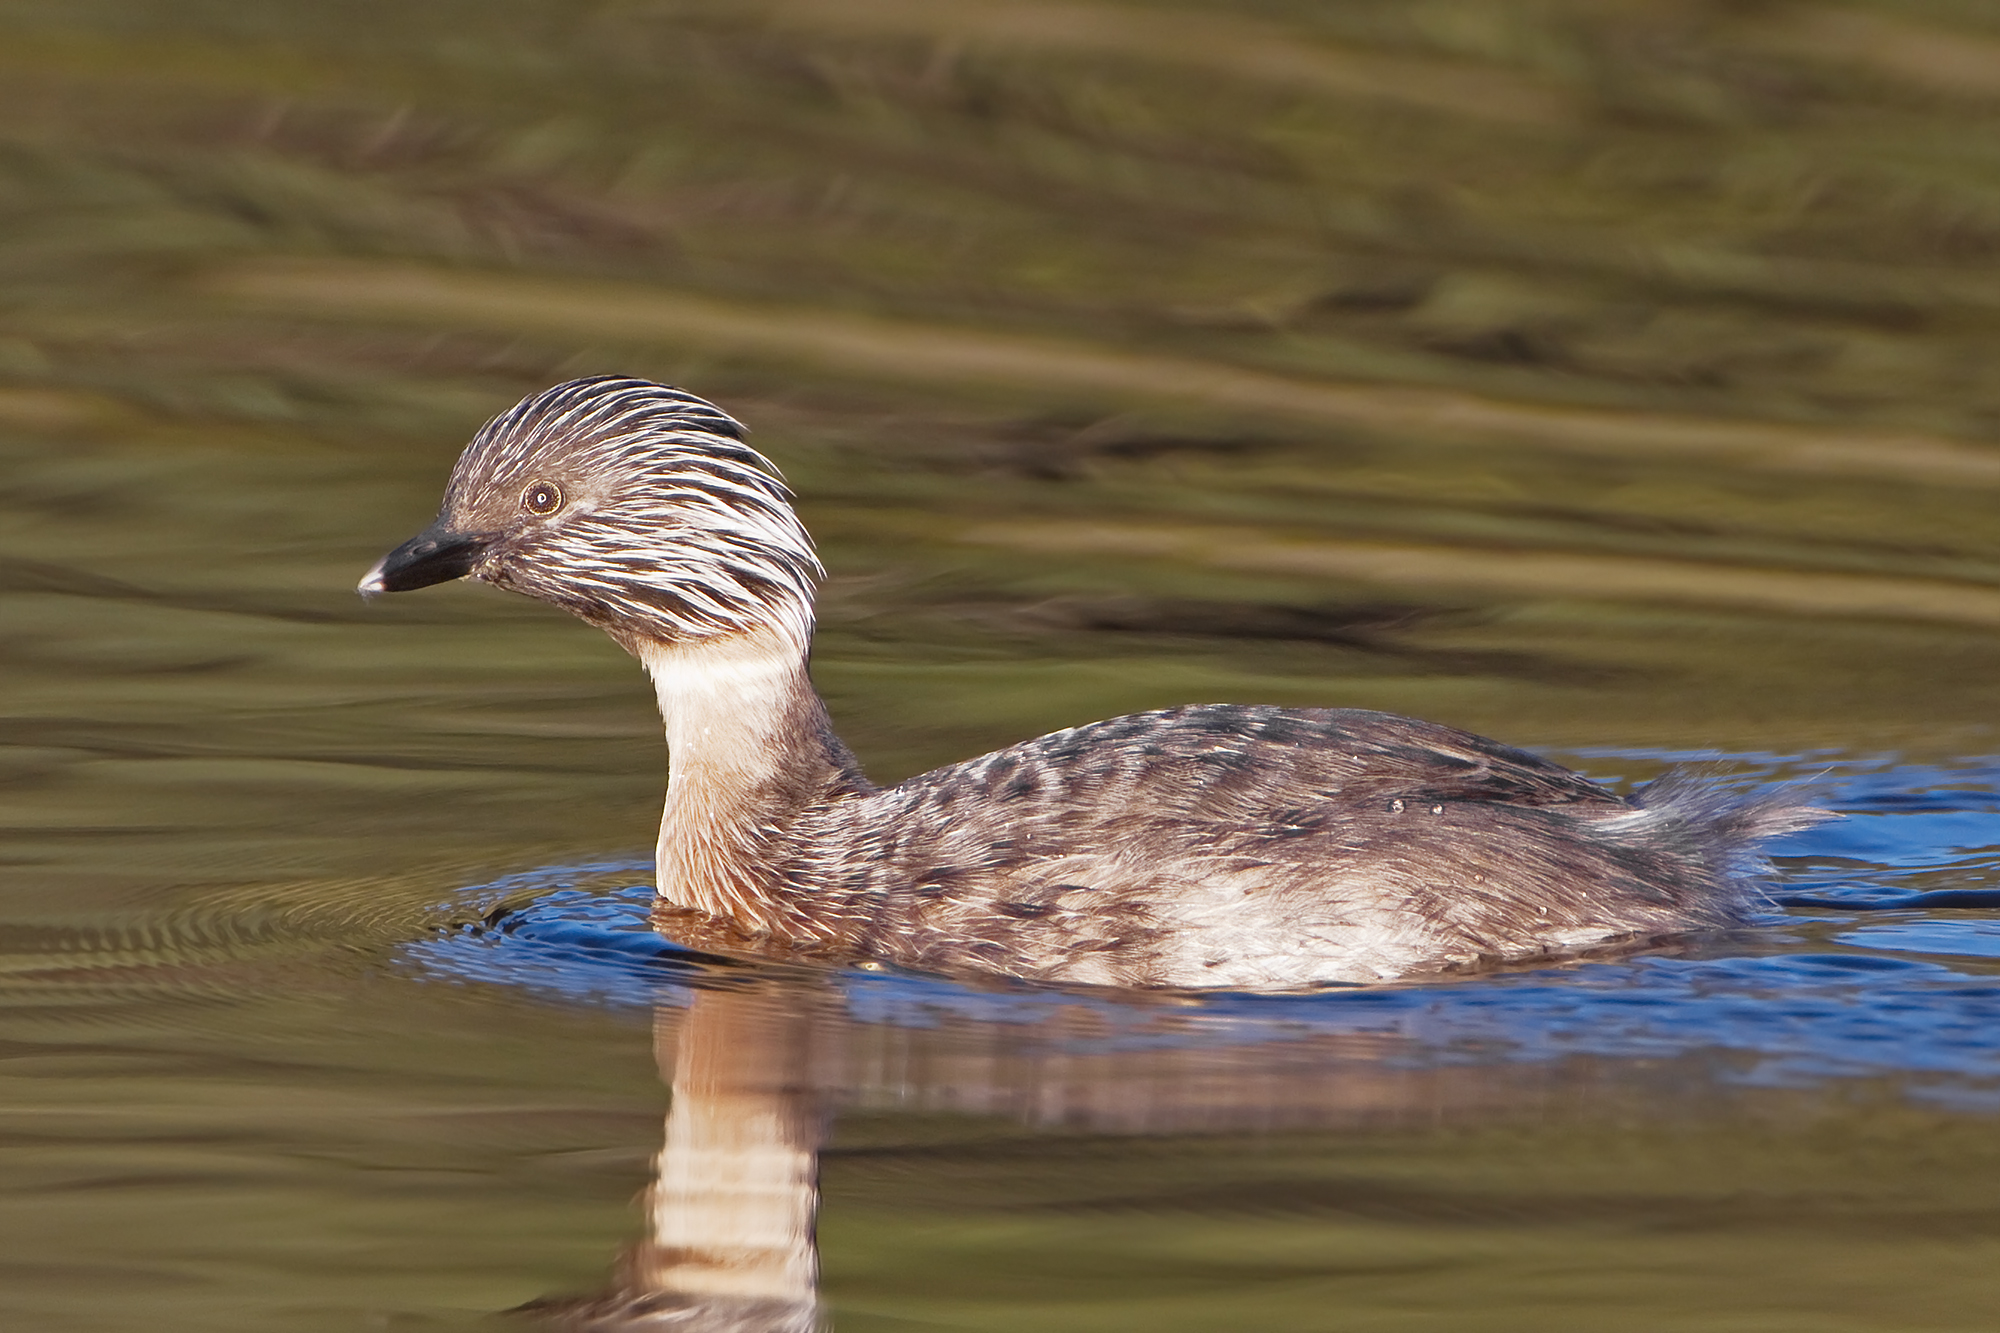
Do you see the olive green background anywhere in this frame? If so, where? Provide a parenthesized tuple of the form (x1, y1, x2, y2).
(4, 2, 2000, 1328)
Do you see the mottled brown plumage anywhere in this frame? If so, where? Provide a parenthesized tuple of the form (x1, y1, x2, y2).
(362, 376, 1826, 990)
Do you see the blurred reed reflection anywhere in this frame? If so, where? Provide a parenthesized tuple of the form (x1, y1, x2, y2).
(16, 1, 2000, 1327)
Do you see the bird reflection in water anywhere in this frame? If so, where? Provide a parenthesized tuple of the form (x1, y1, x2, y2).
(521, 910, 842, 1332)
(515, 909, 1555, 1332)
(638, 987, 832, 1330)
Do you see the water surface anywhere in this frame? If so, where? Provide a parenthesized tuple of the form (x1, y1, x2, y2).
(8, 2, 2000, 1329)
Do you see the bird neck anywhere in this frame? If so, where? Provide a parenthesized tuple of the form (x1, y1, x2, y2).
(638, 625, 868, 933)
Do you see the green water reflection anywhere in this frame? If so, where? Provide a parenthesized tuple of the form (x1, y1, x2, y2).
(5, 0, 2000, 1328)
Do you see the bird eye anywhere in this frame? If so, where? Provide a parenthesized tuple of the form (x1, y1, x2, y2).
(522, 480, 564, 515)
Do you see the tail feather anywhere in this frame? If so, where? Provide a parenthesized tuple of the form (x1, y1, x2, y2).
(1616, 769, 1837, 907)
(1632, 768, 1835, 838)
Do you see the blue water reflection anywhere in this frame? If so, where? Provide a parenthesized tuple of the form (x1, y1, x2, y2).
(404, 753, 2000, 1106)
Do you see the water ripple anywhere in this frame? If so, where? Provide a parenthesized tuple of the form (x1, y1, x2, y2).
(403, 754, 2000, 1107)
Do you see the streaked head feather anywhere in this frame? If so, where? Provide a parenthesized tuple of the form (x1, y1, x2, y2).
(440, 376, 819, 652)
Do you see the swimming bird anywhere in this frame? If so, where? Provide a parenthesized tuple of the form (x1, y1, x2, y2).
(360, 376, 1823, 990)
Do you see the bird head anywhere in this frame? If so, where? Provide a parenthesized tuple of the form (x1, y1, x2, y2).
(360, 376, 820, 654)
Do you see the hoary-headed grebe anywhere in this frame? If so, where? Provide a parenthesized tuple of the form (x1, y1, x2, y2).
(361, 376, 1823, 990)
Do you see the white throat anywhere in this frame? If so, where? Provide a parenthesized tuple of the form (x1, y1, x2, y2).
(638, 625, 812, 924)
